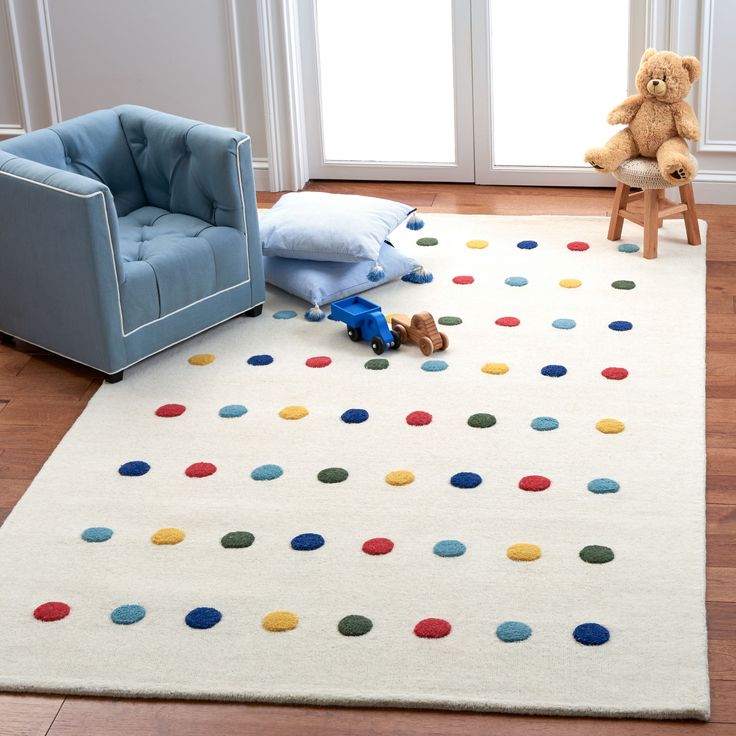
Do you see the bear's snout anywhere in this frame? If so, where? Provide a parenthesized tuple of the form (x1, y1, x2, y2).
(647, 78, 667, 96)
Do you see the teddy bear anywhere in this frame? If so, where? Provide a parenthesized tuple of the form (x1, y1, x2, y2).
(584, 49, 701, 186)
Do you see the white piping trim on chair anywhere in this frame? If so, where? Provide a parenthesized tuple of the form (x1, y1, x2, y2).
(0, 134, 257, 341)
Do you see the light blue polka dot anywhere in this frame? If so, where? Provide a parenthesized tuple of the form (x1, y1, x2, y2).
(505, 276, 528, 287)
(552, 318, 576, 330)
(618, 243, 640, 253)
(219, 404, 248, 418)
(81, 527, 113, 543)
(433, 539, 466, 557)
(273, 310, 297, 320)
(251, 464, 283, 481)
(111, 604, 146, 625)
(496, 621, 532, 642)
(421, 360, 448, 372)
(531, 416, 559, 431)
(587, 478, 620, 494)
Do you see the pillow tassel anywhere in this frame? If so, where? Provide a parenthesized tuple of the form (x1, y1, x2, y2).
(402, 265, 434, 284)
(406, 212, 425, 231)
(304, 303, 326, 322)
(367, 261, 386, 282)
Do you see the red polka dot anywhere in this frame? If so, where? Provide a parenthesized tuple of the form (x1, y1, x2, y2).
(155, 403, 186, 417)
(362, 537, 394, 555)
(33, 601, 70, 622)
(602, 367, 629, 380)
(519, 475, 551, 492)
(185, 462, 217, 478)
(495, 316, 520, 327)
(452, 275, 474, 285)
(567, 241, 589, 251)
(406, 410, 432, 426)
(306, 356, 332, 368)
(414, 618, 452, 638)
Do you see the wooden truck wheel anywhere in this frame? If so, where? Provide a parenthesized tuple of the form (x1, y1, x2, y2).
(419, 336, 434, 356)
(394, 323, 408, 344)
(347, 326, 361, 342)
(439, 332, 449, 350)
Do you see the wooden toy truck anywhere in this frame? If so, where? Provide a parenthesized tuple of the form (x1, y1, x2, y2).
(390, 312, 449, 356)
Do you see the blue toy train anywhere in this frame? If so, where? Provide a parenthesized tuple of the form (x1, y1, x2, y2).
(328, 296, 400, 355)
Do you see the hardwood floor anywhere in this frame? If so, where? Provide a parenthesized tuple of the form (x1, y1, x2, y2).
(1, 182, 734, 735)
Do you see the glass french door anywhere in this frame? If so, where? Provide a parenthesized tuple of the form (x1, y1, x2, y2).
(299, 0, 645, 186)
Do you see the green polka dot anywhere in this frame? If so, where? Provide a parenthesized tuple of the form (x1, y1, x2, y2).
(318, 467, 349, 484)
(438, 316, 462, 326)
(416, 237, 438, 246)
(579, 545, 614, 564)
(612, 280, 636, 290)
(221, 531, 255, 549)
(468, 413, 496, 428)
(338, 614, 373, 636)
(365, 358, 389, 370)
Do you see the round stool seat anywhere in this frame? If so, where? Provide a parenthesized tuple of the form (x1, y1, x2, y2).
(613, 156, 697, 189)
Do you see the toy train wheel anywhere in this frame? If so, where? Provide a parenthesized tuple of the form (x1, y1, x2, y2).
(347, 326, 361, 342)
(389, 329, 401, 350)
(419, 336, 434, 356)
(371, 336, 385, 355)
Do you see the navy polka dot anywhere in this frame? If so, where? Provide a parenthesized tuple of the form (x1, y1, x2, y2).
(450, 472, 482, 489)
(118, 461, 150, 477)
(185, 607, 222, 629)
(608, 321, 633, 331)
(341, 408, 369, 424)
(573, 622, 610, 645)
(247, 354, 274, 366)
(291, 533, 325, 551)
(541, 364, 567, 377)
(517, 240, 538, 250)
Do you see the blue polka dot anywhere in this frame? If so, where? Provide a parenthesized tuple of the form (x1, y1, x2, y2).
(81, 527, 113, 543)
(433, 539, 466, 557)
(450, 472, 482, 489)
(273, 310, 297, 319)
(421, 360, 448, 372)
(247, 354, 274, 366)
(219, 404, 248, 418)
(552, 318, 576, 330)
(118, 461, 150, 477)
(609, 321, 633, 331)
(185, 607, 222, 629)
(251, 464, 283, 481)
(531, 416, 559, 431)
(111, 604, 146, 625)
(517, 240, 538, 250)
(573, 622, 610, 646)
(341, 408, 369, 424)
(496, 621, 532, 642)
(587, 478, 620, 494)
(618, 243, 640, 253)
(291, 533, 325, 551)
(541, 364, 567, 377)
(505, 276, 528, 287)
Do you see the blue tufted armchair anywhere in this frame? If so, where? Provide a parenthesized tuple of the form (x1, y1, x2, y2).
(0, 105, 265, 381)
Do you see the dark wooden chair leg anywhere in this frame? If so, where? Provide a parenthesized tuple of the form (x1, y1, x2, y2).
(679, 183, 702, 245)
(607, 182, 630, 241)
(643, 189, 660, 259)
(242, 304, 263, 318)
(105, 370, 124, 384)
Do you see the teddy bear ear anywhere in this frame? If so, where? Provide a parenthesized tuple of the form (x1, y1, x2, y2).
(682, 56, 701, 83)
(641, 48, 657, 63)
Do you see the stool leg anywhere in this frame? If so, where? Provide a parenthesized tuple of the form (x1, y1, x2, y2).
(679, 183, 702, 245)
(607, 182, 630, 241)
(643, 189, 659, 259)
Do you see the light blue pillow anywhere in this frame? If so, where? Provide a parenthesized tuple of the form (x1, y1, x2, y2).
(259, 191, 415, 262)
(265, 241, 423, 319)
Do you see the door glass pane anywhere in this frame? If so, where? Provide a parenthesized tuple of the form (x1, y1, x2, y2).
(315, 0, 456, 164)
(490, 0, 630, 167)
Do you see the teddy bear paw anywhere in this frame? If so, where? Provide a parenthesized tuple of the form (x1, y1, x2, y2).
(670, 167, 687, 180)
(663, 160, 695, 185)
(584, 149, 612, 173)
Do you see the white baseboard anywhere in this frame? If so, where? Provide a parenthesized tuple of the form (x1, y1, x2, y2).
(693, 171, 736, 205)
(253, 157, 270, 192)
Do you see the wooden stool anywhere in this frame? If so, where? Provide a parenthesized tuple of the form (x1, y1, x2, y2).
(607, 157, 701, 259)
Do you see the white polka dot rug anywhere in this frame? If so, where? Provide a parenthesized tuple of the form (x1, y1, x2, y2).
(0, 214, 709, 719)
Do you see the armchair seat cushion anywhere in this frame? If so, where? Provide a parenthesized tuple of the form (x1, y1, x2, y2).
(119, 206, 247, 332)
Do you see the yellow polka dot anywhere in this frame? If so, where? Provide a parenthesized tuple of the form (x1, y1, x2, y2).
(507, 543, 541, 561)
(151, 527, 185, 545)
(279, 405, 309, 420)
(559, 278, 582, 289)
(385, 470, 415, 486)
(596, 418, 625, 434)
(466, 239, 489, 249)
(481, 362, 509, 375)
(188, 353, 215, 365)
(262, 610, 299, 632)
